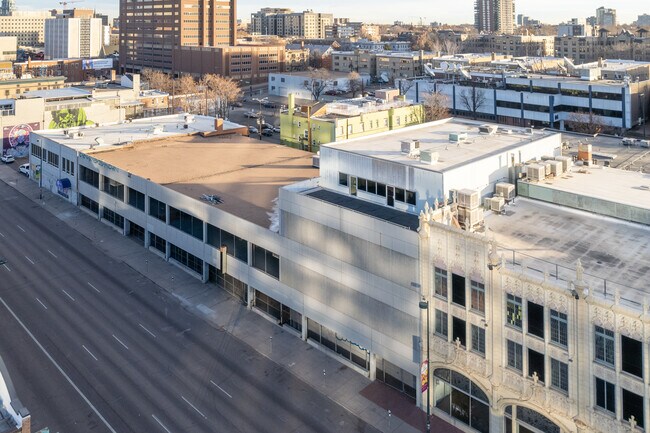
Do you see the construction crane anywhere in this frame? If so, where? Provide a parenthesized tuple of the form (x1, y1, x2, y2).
(58, 0, 83, 7)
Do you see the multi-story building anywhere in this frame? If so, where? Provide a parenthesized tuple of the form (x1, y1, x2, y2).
(0, 75, 65, 98)
(45, 16, 103, 59)
(596, 6, 617, 27)
(119, 0, 237, 73)
(462, 34, 555, 57)
(0, 36, 16, 62)
(267, 70, 371, 100)
(0, 11, 53, 47)
(280, 92, 424, 151)
(637, 14, 650, 27)
(402, 59, 650, 132)
(555, 32, 650, 63)
(558, 19, 594, 37)
(338, 39, 412, 52)
(0, 0, 14, 16)
(250, 8, 333, 39)
(27, 113, 650, 433)
(475, 0, 514, 34)
(375, 51, 438, 82)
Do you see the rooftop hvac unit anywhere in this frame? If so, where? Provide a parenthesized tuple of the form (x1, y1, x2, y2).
(639, 140, 650, 148)
(184, 114, 195, 123)
(478, 124, 498, 135)
(401, 139, 420, 153)
(152, 125, 164, 134)
(458, 206, 484, 230)
(541, 161, 552, 176)
(449, 132, 468, 142)
(420, 149, 439, 165)
(495, 182, 515, 201)
(525, 127, 534, 135)
(526, 164, 546, 181)
(621, 137, 636, 146)
(457, 188, 480, 209)
(498, 128, 513, 134)
(541, 155, 555, 161)
(549, 160, 563, 176)
(68, 131, 83, 139)
(312, 154, 320, 168)
(554, 155, 573, 172)
(490, 196, 505, 213)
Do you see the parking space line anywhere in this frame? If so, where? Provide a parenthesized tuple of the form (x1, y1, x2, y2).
(210, 380, 232, 398)
(181, 395, 207, 419)
(82, 345, 98, 361)
(62, 290, 75, 301)
(48, 250, 58, 258)
(25, 256, 35, 265)
(16, 225, 25, 232)
(112, 334, 129, 350)
(152, 414, 172, 433)
(139, 323, 157, 338)
(0, 231, 4, 237)
(87, 282, 101, 293)
(2, 264, 10, 272)
(36, 298, 47, 309)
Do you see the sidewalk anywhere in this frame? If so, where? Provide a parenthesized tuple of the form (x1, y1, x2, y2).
(0, 165, 458, 433)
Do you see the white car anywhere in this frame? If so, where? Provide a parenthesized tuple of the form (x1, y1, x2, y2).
(1, 154, 15, 163)
(272, 126, 281, 133)
(19, 163, 30, 176)
(244, 111, 259, 118)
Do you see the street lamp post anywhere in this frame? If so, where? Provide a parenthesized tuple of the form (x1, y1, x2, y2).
(252, 97, 268, 140)
(419, 299, 431, 433)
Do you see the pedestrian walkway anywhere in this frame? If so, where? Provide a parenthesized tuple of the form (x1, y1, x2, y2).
(0, 165, 463, 433)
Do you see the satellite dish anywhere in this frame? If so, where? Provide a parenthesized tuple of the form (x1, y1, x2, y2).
(440, 61, 449, 71)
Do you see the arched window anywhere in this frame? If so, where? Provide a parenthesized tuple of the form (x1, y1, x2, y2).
(504, 405, 560, 433)
(434, 368, 490, 433)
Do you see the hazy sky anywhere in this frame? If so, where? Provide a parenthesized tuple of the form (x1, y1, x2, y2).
(15, 0, 649, 25)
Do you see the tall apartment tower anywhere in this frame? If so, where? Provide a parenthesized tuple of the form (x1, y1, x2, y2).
(119, 0, 237, 73)
(596, 6, 617, 27)
(475, 0, 514, 34)
(0, 0, 15, 16)
(45, 17, 103, 59)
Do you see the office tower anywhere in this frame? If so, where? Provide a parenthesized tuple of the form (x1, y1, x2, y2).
(475, 0, 514, 34)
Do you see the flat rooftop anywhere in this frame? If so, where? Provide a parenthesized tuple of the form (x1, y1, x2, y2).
(22, 87, 91, 100)
(562, 133, 650, 173)
(89, 134, 318, 227)
(35, 114, 230, 150)
(323, 118, 556, 172)
(486, 198, 650, 298)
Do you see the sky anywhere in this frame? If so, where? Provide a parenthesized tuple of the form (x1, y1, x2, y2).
(14, 0, 649, 25)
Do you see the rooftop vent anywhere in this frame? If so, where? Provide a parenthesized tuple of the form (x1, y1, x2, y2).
(478, 124, 498, 135)
(401, 139, 420, 153)
(449, 132, 468, 142)
(420, 149, 439, 165)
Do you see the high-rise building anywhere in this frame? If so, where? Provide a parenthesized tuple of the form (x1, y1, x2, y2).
(596, 6, 616, 27)
(44, 16, 103, 59)
(0, 11, 53, 46)
(250, 8, 333, 39)
(0, 0, 15, 16)
(475, 0, 514, 34)
(119, 0, 237, 73)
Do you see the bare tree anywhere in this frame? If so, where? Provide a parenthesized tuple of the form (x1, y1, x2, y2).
(565, 112, 612, 135)
(304, 68, 331, 101)
(347, 71, 363, 97)
(459, 85, 486, 119)
(398, 78, 415, 96)
(141, 68, 172, 94)
(442, 39, 459, 55)
(176, 74, 198, 113)
(422, 91, 450, 121)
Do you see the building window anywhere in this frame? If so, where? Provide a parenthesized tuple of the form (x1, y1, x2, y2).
(338, 172, 348, 186)
(102, 176, 125, 201)
(169, 243, 203, 274)
(528, 349, 545, 383)
(451, 273, 465, 307)
(376, 358, 416, 399)
(252, 244, 280, 279)
(434, 267, 447, 299)
(79, 165, 99, 188)
(452, 316, 466, 347)
(551, 358, 568, 393)
(506, 294, 522, 329)
(550, 309, 568, 347)
(207, 224, 248, 262)
(471, 325, 485, 356)
(150, 232, 166, 254)
(621, 335, 643, 378)
(470, 280, 485, 313)
(308, 318, 369, 370)
(595, 377, 615, 413)
(79, 194, 99, 214)
(47, 150, 59, 168)
(102, 208, 124, 229)
(507, 340, 522, 371)
(435, 309, 448, 338)
(622, 389, 644, 429)
(149, 197, 166, 222)
(595, 326, 615, 366)
(527, 301, 544, 339)
(127, 187, 145, 211)
(169, 206, 203, 240)
(434, 369, 490, 433)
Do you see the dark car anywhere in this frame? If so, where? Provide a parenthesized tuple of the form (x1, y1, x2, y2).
(261, 129, 274, 136)
(262, 101, 278, 108)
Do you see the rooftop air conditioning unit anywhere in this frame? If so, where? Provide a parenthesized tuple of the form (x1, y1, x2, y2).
(401, 139, 420, 153)
(554, 155, 573, 172)
(490, 196, 505, 213)
(420, 149, 439, 165)
(457, 188, 480, 209)
(495, 182, 515, 201)
(478, 124, 498, 135)
(449, 132, 468, 142)
(549, 160, 563, 176)
(458, 206, 484, 229)
(526, 164, 545, 181)
(541, 161, 552, 176)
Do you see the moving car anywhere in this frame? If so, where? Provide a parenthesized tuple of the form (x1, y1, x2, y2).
(19, 163, 29, 176)
(248, 126, 259, 134)
(244, 111, 258, 118)
(1, 154, 15, 163)
(261, 129, 273, 137)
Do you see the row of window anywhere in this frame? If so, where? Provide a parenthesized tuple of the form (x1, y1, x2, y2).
(595, 325, 643, 378)
(434, 268, 486, 314)
(435, 310, 486, 356)
(338, 173, 417, 206)
(506, 339, 569, 393)
(506, 294, 568, 348)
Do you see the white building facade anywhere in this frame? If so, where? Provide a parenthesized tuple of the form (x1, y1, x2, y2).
(44, 17, 102, 59)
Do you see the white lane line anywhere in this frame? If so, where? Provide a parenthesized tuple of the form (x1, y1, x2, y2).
(87, 282, 101, 293)
(16, 225, 25, 232)
(210, 380, 233, 398)
(36, 298, 48, 310)
(139, 323, 157, 338)
(47, 250, 58, 258)
(25, 256, 35, 265)
(62, 290, 75, 301)
(181, 395, 207, 419)
(82, 345, 98, 361)
(2, 264, 10, 272)
(152, 414, 172, 433)
(0, 296, 118, 433)
(0, 231, 4, 237)
(112, 334, 129, 350)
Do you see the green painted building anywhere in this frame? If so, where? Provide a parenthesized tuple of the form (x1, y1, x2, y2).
(280, 93, 425, 152)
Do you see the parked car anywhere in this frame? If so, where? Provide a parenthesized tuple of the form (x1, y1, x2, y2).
(248, 126, 259, 134)
(262, 101, 278, 108)
(272, 126, 281, 133)
(261, 122, 274, 130)
(261, 129, 274, 137)
(1, 154, 15, 163)
(244, 111, 258, 118)
(19, 163, 29, 176)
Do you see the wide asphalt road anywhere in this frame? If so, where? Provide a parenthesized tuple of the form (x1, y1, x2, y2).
(0, 179, 378, 433)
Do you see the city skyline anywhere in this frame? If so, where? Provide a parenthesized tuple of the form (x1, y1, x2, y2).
(9, 0, 649, 25)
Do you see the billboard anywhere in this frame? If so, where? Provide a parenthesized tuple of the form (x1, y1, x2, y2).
(2, 122, 40, 158)
(82, 58, 114, 70)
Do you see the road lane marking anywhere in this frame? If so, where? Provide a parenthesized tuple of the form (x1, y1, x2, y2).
(0, 231, 4, 237)
(2, 264, 10, 272)
(0, 296, 118, 433)
(112, 334, 129, 350)
(210, 380, 232, 398)
(87, 282, 101, 293)
(181, 395, 207, 419)
(47, 250, 58, 258)
(82, 345, 98, 361)
(36, 298, 47, 310)
(152, 414, 172, 433)
(16, 225, 25, 232)
(139, 323, 157, 338)
(25, 256, 35, 265)
(62, 290, 75, 301)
